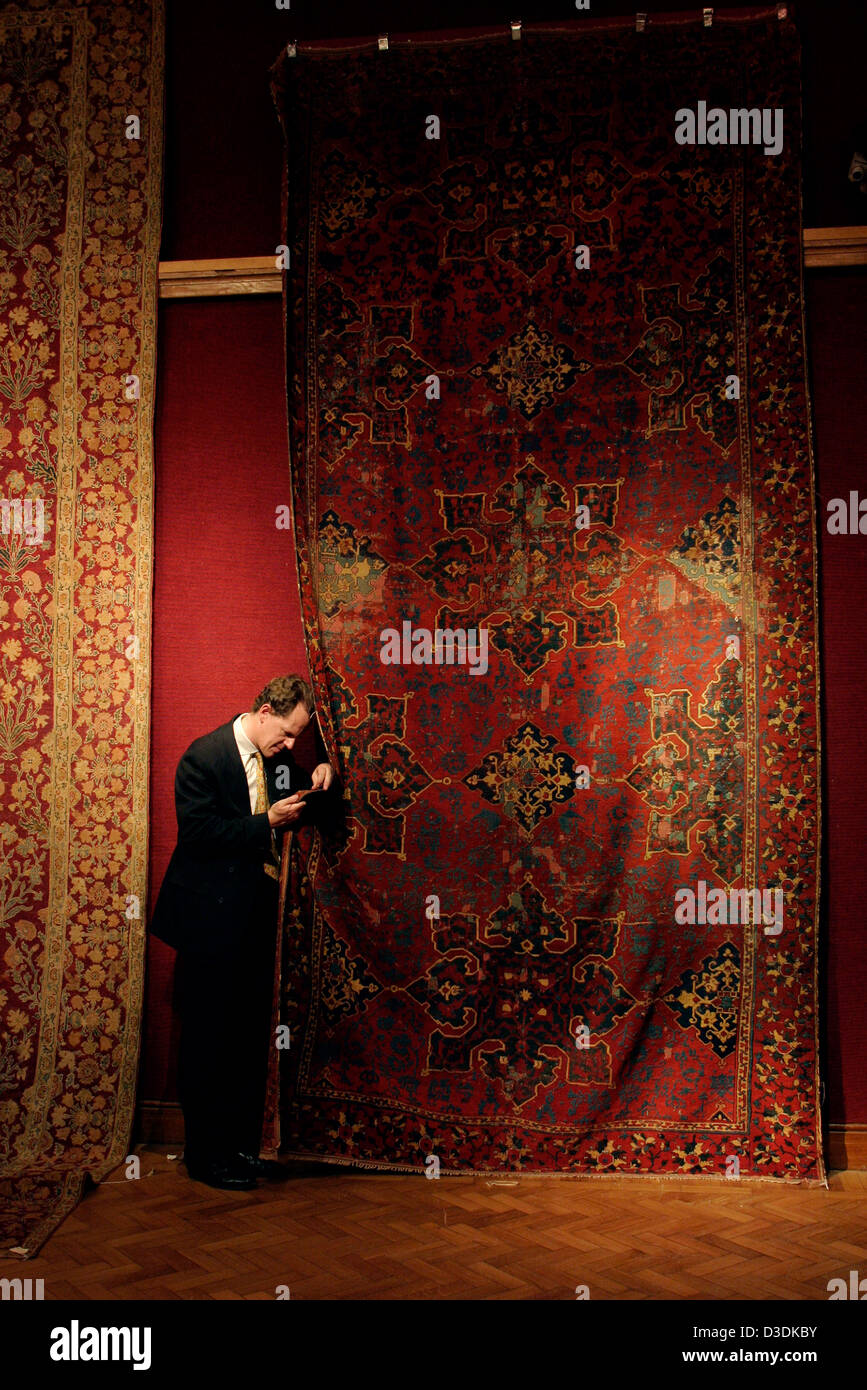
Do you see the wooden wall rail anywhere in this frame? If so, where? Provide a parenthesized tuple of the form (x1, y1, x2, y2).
(158, 256, 281, 298)
(803, 225, 867, 267)
(158, 228, 867, 297)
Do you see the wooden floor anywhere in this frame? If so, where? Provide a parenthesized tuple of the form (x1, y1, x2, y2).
(3, 1149, 866, 1300)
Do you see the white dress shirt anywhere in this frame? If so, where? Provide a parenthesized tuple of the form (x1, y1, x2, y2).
(233, 713, 262, 814)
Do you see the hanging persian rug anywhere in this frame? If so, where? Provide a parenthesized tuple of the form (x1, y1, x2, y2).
(270, 6, 824, 1183)
(0, 0, 164, 1254)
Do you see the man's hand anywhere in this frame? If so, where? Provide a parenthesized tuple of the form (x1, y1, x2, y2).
(310, 762, 335, 790)
(267, 794, 306, 828)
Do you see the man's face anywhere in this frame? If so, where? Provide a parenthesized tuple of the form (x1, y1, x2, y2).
(254, 702, 310, 756)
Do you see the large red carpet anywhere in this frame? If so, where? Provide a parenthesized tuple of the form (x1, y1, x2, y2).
(0, 0, 163, 1255)
(269, 9, 824, 1181)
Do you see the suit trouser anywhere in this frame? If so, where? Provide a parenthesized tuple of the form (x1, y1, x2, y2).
(176, 871, 280, 1166)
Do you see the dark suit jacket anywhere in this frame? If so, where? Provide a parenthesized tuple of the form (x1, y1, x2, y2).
(149, 714, 335, 953)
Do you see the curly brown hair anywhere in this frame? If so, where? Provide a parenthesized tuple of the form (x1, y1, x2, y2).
(252, 675, 314, 717)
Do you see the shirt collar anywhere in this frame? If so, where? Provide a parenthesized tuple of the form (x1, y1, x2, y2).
(234, 713, 259, 760)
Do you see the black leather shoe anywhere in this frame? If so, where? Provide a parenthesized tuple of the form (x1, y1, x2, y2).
(234, 1152, 287, 1180)
(185, 1157, 259, 1191)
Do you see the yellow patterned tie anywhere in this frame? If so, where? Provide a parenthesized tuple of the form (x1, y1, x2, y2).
(253, 749, 280, 879)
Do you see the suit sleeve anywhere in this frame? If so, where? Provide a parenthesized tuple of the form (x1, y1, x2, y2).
(175, 744, 272, 856)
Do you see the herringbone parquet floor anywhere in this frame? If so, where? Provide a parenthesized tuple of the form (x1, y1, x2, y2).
(3, 1151, 865, 1300)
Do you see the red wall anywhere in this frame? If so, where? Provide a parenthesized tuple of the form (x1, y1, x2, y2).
(808, 270, 867, 1123)
(142, 297, 307, 1103)
(141, 0, 867, 1124)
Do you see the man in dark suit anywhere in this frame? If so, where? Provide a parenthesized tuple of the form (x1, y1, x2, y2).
(150, 674, 335, 1190)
